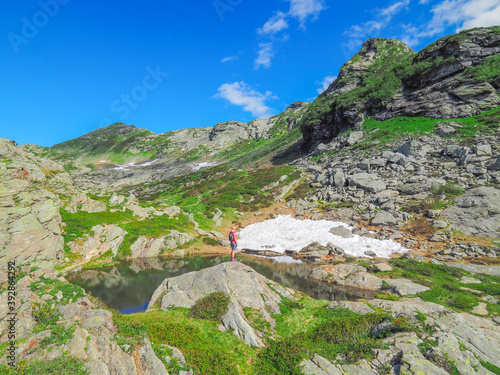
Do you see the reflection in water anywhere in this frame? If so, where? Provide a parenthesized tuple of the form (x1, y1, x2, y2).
(67, 255, 374, 314)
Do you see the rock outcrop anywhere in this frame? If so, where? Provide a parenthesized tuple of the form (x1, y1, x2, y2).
(302, 297, 500, 374)
(0, 138, 64, 267)
(301, 27, 500, 149)
(442, 186, 500, 237)
(69, 225, 128, 260)
(147, 262, 295, 346)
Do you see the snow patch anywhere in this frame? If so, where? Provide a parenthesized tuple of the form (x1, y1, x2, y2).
(192, 162, 217, 171)
(109, 159, 158, 171)
(238, 215, 408, 258)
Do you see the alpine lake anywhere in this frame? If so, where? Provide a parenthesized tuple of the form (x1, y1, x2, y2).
(67, 254, 376, 314)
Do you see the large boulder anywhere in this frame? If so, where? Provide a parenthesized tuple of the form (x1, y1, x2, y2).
(442, 187, 500, 237)
(69, 225, 127, 260)
(347, 173, 386, 193)
(147, 262, 294, 347)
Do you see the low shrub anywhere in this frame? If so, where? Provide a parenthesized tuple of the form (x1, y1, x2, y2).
(202, 237, 220, 246)
(31, 302, 59, 325)
(255, 338, 306, 375)
(406, 218, 435, 237)
(190, 291, 230, 321)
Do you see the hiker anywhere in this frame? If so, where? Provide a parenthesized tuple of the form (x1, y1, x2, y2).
(229, 226, 238, 261)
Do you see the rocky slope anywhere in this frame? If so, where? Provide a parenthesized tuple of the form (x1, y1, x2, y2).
(0, 265, 191, 374)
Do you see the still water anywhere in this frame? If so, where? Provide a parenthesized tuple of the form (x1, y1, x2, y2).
(67, 254, 375, 314)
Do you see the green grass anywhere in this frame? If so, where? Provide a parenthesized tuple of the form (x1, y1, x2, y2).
(362, 116, 438, 146)
(60, 208, 135, 242)
(464, 54, 500, 83)
(139, 164, 301, 219)
(113, 309, 251, 374)
(0, 356, 88, 375)
(481, 360, 500, 375)
(375, 259, 500, 314)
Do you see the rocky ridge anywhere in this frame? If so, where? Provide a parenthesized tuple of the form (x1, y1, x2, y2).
(301, 27, 500, 149)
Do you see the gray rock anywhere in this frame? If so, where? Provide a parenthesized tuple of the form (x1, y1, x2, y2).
(345, 130, 364, 145)
(442, 187, 500, 237)
(348, 173, 386, 193)
(372, 263, 393, 272)
(370, 211, 397, 226)
(476, 144, 492, 156)
(337, 272, 383, 291)
(327, 301, 375, 315)
(489, 156, 500, 171)
(210, 230, 224, 239)
(136, 339, 169, 375)
(444, 262, 500, 277)
(384, 279, 431, 296)
(301, 354, 343, 375)
(329, 225, 354, 238)
(426, 209, 441, 218)
(209, 121, 250, 148)
(332, 169, 346, 189)
(397, 140, 420, 157)
(435, 124, 457, 137)
(433, 220, 448, 229)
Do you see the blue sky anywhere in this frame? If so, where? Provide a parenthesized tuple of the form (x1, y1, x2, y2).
(0, 0, 498, 147)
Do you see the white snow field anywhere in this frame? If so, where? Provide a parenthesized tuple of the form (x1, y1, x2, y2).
(238, 215, 408, 258)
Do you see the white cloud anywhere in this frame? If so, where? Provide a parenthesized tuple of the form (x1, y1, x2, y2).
(254, 0, 327, 68)
(214, 81, 275, 118)
(317, 75, 337, 94)
(220, 56, 237, 63)
(426, 0, 500, 35)
(287, 0, 327, 28)
(258, 11, 289, 35)
(401, 0, 500, 46)
(254, 43, 275, 69)
(343, 0, 411, 54)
